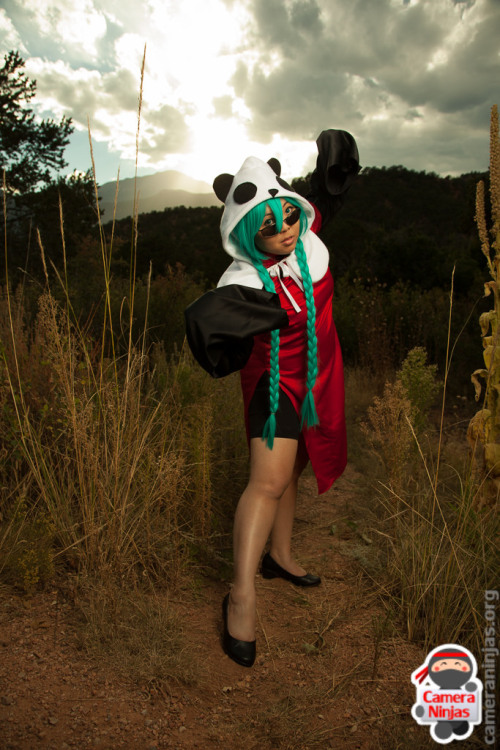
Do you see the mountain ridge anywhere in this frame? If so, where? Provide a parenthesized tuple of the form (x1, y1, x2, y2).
(98, 169, 220, 220)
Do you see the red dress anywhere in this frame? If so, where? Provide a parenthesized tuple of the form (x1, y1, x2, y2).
(186, 131, 359, 494)
(240, 235, 347, 495)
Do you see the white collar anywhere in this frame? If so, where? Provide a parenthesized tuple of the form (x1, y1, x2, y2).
(266, 258, 304, 313)
(217, 231, 329, 291)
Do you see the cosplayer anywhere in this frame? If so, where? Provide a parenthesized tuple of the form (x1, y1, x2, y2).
(185, 129, 360, 667)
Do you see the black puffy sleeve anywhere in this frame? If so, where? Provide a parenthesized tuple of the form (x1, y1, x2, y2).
(184, 284, 288, 378)
(307, 129, 361, 229)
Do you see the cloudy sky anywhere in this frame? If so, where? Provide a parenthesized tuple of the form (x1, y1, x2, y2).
(1, 0, 498, 188)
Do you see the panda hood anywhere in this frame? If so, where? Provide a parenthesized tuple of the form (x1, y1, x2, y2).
(213, 156, 329, 288)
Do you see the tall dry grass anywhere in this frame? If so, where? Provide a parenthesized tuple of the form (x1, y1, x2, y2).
(0, 51, 249, 691)
(359, 340, 499, 659)
(0, 49, 247, 597)
(0, 208, 248, 687)
(0, 269, 247, 590)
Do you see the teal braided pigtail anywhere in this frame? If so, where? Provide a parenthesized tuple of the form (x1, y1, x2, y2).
(252, 259, 281, 449)
(294, 237, 319, 429)
(262, 328, 280, 449)
(230, 197, 284, 449)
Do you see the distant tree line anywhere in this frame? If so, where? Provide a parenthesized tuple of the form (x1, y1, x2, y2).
(99, 164, 486, 296)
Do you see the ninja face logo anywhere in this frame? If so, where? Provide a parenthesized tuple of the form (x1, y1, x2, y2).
(411, 644, 483, 744)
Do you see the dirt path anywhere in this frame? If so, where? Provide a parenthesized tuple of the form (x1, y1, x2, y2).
(0, 466, 478, 749)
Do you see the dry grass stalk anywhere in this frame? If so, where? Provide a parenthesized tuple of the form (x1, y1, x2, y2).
(361, 378, 416, 492)
(468, 104, 500, 509)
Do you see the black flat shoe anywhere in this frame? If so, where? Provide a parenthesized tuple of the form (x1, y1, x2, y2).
(222, 594, 256, 668)
(261, 552, 321, 587)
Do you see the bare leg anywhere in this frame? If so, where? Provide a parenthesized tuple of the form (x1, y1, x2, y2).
(269, 436, 309, 575)
(227, 437, 298, 641)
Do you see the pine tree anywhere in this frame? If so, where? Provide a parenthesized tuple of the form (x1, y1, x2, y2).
(0, 50, 73, 195)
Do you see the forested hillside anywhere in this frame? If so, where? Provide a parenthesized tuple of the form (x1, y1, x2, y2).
(315, 166, 485, 295)
(103, 165, 486, 295)
(3, 163, 488, 388)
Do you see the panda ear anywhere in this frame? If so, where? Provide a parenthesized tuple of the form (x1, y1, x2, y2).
(213, 173, 234, 203)
(267, 158, 281, 177)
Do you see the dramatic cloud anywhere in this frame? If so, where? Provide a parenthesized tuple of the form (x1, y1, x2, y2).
(1, 0, 498, 182)
(228, 0, 498, 174)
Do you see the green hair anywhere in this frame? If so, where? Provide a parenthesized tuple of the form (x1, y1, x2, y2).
(230, 197, 319, 449)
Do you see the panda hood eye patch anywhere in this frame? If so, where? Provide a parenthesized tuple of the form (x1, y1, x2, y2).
(233, 182, 258, 204)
